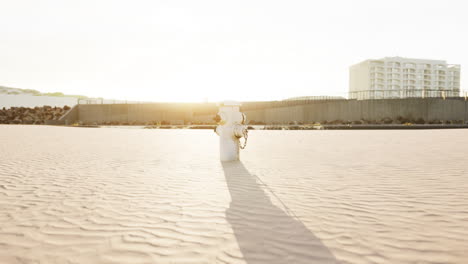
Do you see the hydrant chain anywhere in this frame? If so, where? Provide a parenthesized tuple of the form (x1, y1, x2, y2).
(239, 129, 248, 149)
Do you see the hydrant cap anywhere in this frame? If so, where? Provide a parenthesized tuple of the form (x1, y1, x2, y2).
(220, 101, 242, 107)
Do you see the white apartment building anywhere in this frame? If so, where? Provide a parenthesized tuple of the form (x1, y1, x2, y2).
(349, 57, 460, 100)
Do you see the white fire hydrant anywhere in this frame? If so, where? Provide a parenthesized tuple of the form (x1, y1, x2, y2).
(215, 101, 248, 161)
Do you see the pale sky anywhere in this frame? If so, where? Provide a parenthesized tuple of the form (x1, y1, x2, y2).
(0, 0, 467, 102)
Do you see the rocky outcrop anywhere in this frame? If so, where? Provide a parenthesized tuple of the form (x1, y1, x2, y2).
(0, 106, 70, 124)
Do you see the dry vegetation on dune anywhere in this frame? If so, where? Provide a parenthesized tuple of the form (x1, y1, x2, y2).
(0, 106, 70, 124)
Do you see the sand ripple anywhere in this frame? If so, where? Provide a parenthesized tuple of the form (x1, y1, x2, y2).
(0, 126, 467, 263)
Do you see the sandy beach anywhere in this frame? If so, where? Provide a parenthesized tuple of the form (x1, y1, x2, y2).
(0, 125, 467, 264)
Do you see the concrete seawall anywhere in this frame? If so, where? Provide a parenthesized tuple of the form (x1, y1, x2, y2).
(77, 103, 217, 124)
(244, 98, 468, 124)
(62, 98, 468, 125)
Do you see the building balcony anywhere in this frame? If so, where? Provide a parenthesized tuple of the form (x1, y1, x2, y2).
(371, 67, 385, 72)
(403, 74, 416, 79)
(403, 85, 416, 90)
(403, 69, 416, 73)
(386, 62, 401, 68)
(370, 85, 384, 90)
(448, 64, 460, 69)
(387, 74, 400, 79)
(371, 63, 384, 67)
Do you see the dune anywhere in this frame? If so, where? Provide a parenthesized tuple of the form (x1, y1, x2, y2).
(0, 126, 467, 263)
(0, 94, 78, 108)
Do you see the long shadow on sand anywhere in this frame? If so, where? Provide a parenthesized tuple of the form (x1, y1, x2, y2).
(222, 161, 338, 264)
